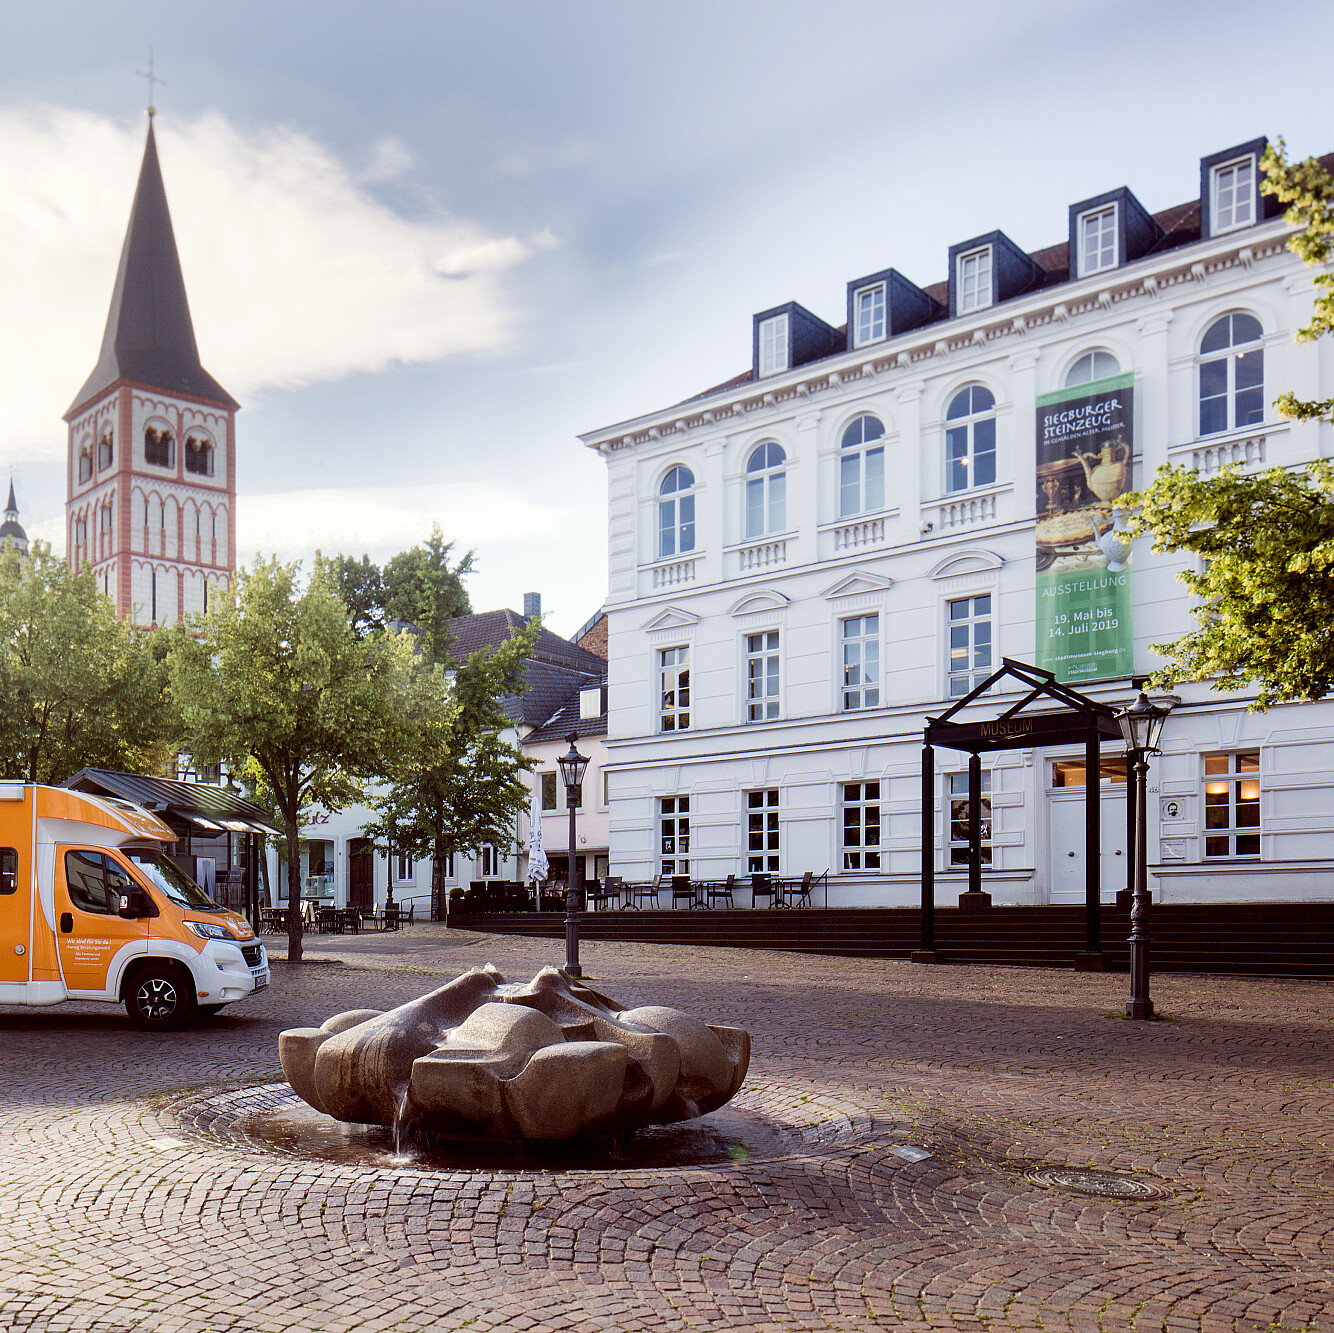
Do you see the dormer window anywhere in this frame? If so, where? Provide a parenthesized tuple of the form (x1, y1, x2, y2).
(758, 315, 789, 377)
(853, 283, 886, 347)
(956, 247, 992, 314)
(1078, 205, 1117, 276)
(1212, 155, 1256, 234)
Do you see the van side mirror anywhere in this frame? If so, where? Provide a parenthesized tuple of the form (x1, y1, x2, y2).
(118, 888, 154, 919)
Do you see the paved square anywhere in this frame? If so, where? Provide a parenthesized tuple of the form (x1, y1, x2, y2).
(0, 926, 1331, 1332)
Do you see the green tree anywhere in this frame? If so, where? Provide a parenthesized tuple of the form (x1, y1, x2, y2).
(327, 527, 472, 662)
(361, 617, 538, 917)
(169, 557, 437, 961)
(1123, 141, 1334, 709)
(0, 542, 173, 782)
(1259, 139, 1334, 424)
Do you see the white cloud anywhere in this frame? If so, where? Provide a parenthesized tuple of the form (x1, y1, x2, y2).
(0, 105, 538, 464)
(236, 482, 568, 566)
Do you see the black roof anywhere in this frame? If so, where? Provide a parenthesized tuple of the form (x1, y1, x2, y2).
(525, 673, 608, 744)
(67, 123, 238, 417)
(446, 608, 606, 675)
(62, 767, 280, 836)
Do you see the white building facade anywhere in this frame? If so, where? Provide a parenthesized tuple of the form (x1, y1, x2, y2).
(583, 136, 1334, 908)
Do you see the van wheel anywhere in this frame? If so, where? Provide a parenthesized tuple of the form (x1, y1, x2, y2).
(125, 966, 194, 1031)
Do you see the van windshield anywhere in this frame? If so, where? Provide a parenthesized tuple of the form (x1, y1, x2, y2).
(123, 848, 221, 911)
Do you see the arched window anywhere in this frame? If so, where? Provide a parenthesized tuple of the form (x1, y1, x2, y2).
(1199, 313, 1264, 436)
(839, 415, 885, 518)
(745, 441, 786, 538)
(185, 433, 214, 477)
(78, 441, 93, 484)
(144, 424, 175, 468)
(945, 385, 996, 493)
(97, 428, 114, 471)
(1064, 350, 1121, 388)
(658, 465, 696, 558)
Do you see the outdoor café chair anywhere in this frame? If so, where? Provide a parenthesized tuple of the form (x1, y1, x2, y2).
(782, 870, 814, 909)
(704, 874, 736, 909)
(670, 875, 698, 909)
(626, 875, 663, 909)
(750, 872, 779, 908)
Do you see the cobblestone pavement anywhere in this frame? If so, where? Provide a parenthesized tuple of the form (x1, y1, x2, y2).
(1, 925, 1332, 1332)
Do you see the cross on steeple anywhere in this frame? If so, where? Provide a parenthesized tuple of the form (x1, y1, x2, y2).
(136, 49, 165, 118)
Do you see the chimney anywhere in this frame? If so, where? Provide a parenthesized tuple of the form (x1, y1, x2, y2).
(523, 591, 541, 620)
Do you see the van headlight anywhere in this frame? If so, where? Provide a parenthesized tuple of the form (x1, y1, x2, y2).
(186, 920, 235, 940)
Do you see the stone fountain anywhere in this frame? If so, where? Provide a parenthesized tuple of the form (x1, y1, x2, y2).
(279, 965, 751, 1142)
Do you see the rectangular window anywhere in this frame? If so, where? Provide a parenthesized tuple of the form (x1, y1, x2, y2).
(745, 631, 780, 722)
(660, 796, 690, 876)
(1050, 757, 1128, 787)
(0, 847, 17, 895)
(1212, 156, 1255, 233)
(395, 854, 414, 883)
(948, 771, 993, 866)
(565, 777, 583, 811)
(481, 844, 499, 878)
(841, 614, 880, 711)
(601, 768, 610, 808)
(839, 445, 884, 517)
(440, 853, 455, 879)
(1078, 205, 1117, 275)
(1203, 750, 1261, 858)
(854, 283, 886, 347)
(841, 782, 881, 871)
(947, 595, 993, 698)
(758, 314, 789, 377)
(747, 789, 780, 872)
(659, 646, 690, 732)
(541, 771, 557, 810)
(956, 247, 992, 314)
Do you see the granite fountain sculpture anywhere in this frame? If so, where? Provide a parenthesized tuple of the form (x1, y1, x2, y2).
(279, 965, 751, 1141)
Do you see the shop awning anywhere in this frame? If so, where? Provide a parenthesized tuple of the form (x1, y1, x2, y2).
(61, 768, 282, 838)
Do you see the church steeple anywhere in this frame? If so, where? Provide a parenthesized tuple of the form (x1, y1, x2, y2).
(67, 121, 236, 417)
(1, 480, 29, 556)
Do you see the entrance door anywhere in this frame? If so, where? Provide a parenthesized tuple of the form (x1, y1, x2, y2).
(0, 840, 29, 984)
(56, 849, 149, 992)
(348, 838, 373, 909)
(1048, 794, 1129, 903)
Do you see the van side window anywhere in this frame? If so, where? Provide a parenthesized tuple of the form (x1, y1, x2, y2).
(64, 850, 132, 914)
(0, 848, 16, 894)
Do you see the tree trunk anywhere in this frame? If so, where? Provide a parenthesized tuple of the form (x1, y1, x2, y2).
(434, 833, 447, 925)
(285, 815, 304, 964)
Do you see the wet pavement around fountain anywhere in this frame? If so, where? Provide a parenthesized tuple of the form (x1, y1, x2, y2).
(0, 924, 1332, 1333)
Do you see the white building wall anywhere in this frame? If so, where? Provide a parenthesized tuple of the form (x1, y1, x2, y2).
(589, 210, 1334, 907)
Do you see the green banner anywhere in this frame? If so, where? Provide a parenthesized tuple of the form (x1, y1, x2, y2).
(1034, 372, 1134, 683)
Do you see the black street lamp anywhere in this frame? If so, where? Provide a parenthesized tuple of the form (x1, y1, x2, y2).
(557, 731, 590, 978)
(1115, 689, 1173, 1020)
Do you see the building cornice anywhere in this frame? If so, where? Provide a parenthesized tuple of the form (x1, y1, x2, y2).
(580, 221, 1297, 455)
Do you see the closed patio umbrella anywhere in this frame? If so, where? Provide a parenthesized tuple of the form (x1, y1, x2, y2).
(527, 776, 550, 888)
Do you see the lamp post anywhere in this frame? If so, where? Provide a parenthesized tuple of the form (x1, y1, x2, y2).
(1115, 690, 1173, 1020)
(557, 731, 590, 979)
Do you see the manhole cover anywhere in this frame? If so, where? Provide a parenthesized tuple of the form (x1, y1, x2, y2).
(1028, 1167, 1169, 1200)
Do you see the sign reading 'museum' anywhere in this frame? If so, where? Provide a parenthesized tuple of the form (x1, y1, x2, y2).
(1034, 372, 1135, 682)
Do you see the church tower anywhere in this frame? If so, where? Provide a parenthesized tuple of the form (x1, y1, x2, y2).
(64, 118, 238, 626)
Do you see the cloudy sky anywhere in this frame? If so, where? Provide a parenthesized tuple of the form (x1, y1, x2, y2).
(0, 0, 1329, 633)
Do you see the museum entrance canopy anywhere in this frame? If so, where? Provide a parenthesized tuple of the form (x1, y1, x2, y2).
(919, 659, 1130, 963)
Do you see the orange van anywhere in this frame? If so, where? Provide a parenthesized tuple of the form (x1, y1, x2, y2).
(0, 783, 268, 1029)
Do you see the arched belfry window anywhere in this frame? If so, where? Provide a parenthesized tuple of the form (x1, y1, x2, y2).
(97, 428, 114, 472)
(745, 441, 786, 538)
(945, 385, 996, 493)
(145, 423, 175, 468)
(185, 432, 215, 477)
(1064, 350, 1121, 388)
(658, 465, 696, 558)
(839, 415, 885, 518)
(1199, 313, 1264, 436)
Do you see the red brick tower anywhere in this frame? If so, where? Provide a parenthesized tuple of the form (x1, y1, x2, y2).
(64, 118, 238, 626)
